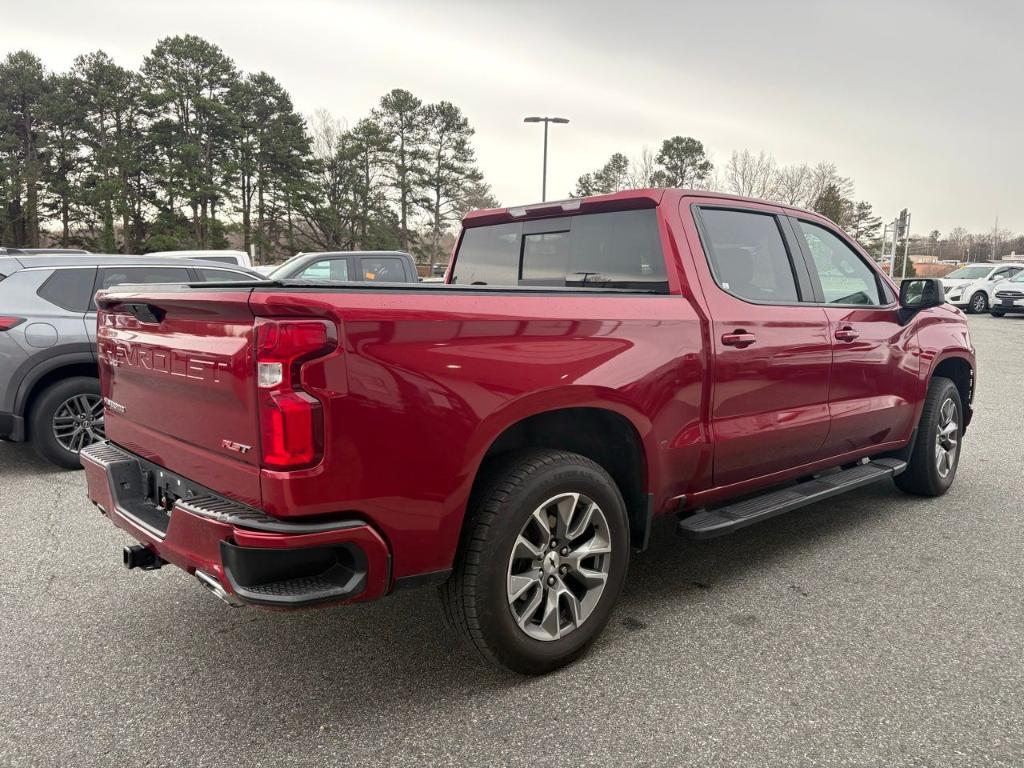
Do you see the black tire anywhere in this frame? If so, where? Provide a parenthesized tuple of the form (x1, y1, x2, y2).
(990, 311, 1005, 318)
(439, 449, 630, 675)
(29, 377, 103, 469)
(895, 376, 962, 497)
(967, 292, 988, 314)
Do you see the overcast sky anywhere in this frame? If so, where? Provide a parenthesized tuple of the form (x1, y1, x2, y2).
(4, 0, 1021, 235)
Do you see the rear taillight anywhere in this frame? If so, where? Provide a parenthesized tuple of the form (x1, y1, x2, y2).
(255, 318, 336, 470)
(0, 316, 25, 331)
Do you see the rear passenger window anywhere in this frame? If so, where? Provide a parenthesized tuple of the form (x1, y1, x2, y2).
(37, 268, 95, 312)
(452, 209, 667, 292)
(698, 209, 799, 303)
(798, 221, 882, 305)
(360, 256, 406, 282)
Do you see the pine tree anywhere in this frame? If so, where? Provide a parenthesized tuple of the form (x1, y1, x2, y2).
(850, 200, 882, 254)
(654, 136, 712, 188)
(812, 183, 853, 227)
(142, 35, 238, 249)
(375, 89, 426, 253)
(572, 153, 630, 197)
(421, 101, 482, 261)
(0, 51, 48, 247)
(71, 51, 151, 252)
(39, 72, 86, 247)
(227, 72, 309, 262)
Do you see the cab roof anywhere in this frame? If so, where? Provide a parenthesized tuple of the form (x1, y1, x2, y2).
(462, 187, 829, 227)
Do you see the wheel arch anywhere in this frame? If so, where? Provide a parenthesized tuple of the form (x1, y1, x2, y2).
(464, 396, 656, 551)
(930, 353, 974, 429)
(16, 353, 99, 437)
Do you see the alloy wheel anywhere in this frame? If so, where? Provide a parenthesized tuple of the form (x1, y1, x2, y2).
(52, 394, 105, 453)
(934, 397, 959, 479)
(971, 293, 987, 313)
(506, 492, 612, 642)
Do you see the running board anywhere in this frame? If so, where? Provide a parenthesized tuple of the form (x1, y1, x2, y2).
(677, 458, 907, 540)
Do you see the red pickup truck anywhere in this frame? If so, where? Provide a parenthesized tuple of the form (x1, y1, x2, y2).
(83, 189, 975, 674)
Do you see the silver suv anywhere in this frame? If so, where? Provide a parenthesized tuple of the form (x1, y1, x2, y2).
(0, 253, 261, 468)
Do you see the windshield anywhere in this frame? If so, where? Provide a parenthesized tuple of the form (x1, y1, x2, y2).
(945, 265, 991, 280)
(1011, 271, 1024, 283)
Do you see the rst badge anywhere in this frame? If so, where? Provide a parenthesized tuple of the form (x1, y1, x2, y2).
(221, 439, 252, 455)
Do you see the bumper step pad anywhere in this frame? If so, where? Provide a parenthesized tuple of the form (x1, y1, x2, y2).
(678, 458, 907, 540)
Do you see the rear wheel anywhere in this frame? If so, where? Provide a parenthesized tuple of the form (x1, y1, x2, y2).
(440, 449, 629, 675)
(29, 377, 104, 469)
(895, 376, 962, 497)
(968, 292, 988, 314)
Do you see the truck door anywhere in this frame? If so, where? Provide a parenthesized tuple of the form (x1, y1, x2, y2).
(788, 217, 919, 455)
(687, 202, 832, 487)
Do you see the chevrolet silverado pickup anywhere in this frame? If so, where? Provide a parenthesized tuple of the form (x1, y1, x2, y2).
(82, 189, 975, 674)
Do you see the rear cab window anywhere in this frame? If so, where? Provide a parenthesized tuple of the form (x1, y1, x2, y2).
(451, 209, 668, 292)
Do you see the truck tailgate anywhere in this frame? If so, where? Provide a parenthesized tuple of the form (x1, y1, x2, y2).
(97, 287, 263, 507)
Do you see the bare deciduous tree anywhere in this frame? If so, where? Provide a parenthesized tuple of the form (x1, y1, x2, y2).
(723, 150, 778, 199)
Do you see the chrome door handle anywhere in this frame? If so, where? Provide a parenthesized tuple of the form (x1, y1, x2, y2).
(721, 331, 756, 348)
(834, 327, 859, 342)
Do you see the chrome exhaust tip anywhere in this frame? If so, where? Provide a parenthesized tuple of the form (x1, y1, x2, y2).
(195, 570, 244, 607)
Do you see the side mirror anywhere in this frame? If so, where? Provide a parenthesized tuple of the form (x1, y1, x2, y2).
(899, 277, 945, 311)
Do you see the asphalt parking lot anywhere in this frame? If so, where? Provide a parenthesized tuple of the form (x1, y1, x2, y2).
(1, 314, 1022, 768)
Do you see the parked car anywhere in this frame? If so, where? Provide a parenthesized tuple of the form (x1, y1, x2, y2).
(991, 270, 1024, 317)
(941, 262, 1024, 313)
(0, 253, 261, 468)
(147, 249, 252, 268)
(269, 250, 419, 282)
(82, 189, 974, 674)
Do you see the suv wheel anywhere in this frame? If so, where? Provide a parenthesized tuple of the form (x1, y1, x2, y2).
(30, 377, 105, 469)
(895, 376, 962, 496)
(968, 291, 988, 314)
(440, 449, 629, 675)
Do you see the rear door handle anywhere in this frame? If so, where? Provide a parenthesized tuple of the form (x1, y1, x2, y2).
(721, 331, 756, 348)
(834, 327, 860, 342)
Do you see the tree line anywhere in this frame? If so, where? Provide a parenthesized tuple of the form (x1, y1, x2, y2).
(0, 36, 495, 263)
(4, 37, 1018, 268)
(572, 140, 886, 254)
(572, 141, 1023, 267)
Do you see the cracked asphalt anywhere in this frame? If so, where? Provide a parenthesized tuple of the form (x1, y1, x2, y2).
(1, 314, 1022, 767)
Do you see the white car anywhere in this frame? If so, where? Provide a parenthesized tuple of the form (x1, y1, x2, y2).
(991, 270, 1024, 317)
(146, 249, 252, 268)
(941, 262, 1024, 314)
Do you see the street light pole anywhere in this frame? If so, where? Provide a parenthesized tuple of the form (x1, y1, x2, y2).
(524, 116, 569, 202)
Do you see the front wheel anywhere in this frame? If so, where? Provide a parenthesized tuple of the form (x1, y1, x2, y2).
(990, 311, 1005, 318)
(968, 292, 989, 314)
(895, 376, 962, 497)
(440, 449, 630, 675)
